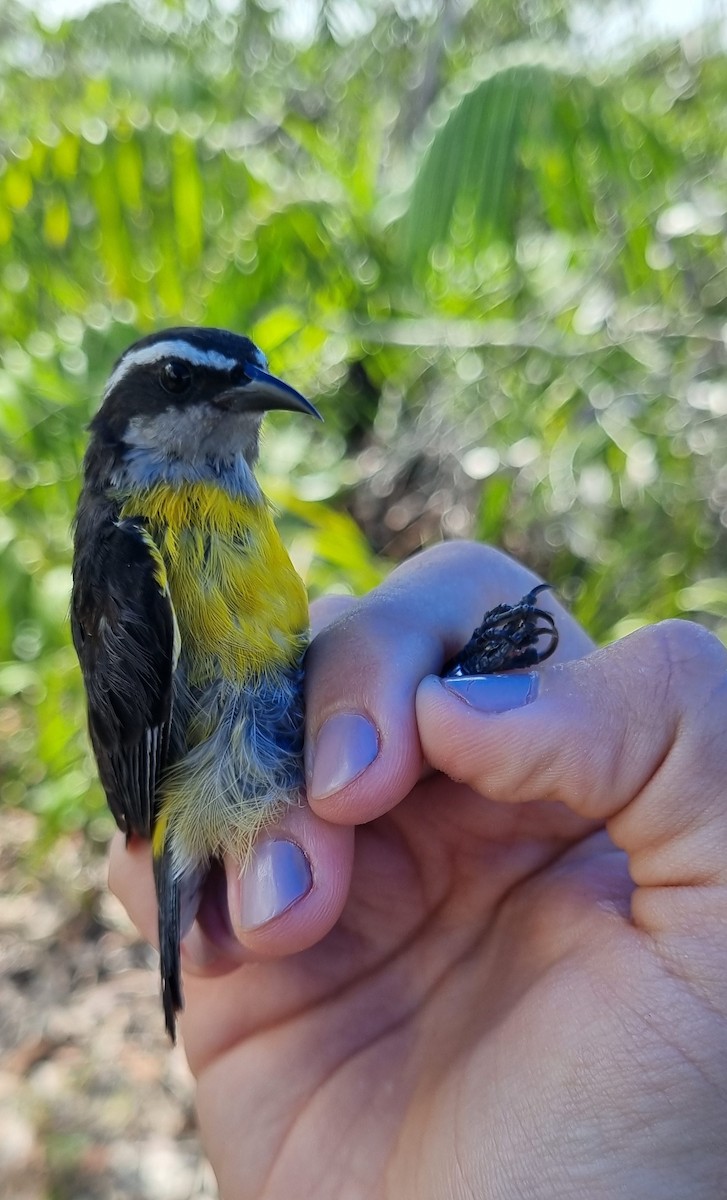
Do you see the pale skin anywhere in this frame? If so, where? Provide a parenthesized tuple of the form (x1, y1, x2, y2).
(110, 542, 727, 1199)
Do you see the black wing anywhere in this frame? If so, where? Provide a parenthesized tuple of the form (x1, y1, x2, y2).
(71, 513, 178, 838)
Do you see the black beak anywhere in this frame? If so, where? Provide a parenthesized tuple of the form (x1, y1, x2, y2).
(223, 363, 322, 420)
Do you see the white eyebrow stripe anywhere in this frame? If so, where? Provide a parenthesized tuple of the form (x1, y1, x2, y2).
(103, 340, 241, 397)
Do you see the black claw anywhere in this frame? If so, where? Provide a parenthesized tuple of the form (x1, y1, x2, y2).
(443, 583, 559, 678)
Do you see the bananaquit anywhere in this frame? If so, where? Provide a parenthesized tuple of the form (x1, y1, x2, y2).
(71, 327, 320, 1039)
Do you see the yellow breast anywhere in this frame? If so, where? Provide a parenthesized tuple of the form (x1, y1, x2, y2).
(121, 482, 308, 686)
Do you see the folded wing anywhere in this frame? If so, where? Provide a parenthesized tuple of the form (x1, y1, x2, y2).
(71, 516, 179, 839)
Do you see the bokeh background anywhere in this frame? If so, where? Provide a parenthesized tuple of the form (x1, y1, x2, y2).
(1, 0, 726, 1194)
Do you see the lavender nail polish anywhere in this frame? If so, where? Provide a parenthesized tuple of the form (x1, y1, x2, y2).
(442, 672, 538, 713)
(309, 712, 379, 800)
(239, 839, 312, 930)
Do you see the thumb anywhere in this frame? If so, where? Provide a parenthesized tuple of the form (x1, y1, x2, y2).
(416, 619, 727, 928)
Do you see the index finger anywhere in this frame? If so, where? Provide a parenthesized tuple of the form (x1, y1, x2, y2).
(304, 540, 594, 825)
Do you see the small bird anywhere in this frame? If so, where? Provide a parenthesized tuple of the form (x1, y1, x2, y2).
(71, 326, 320, 1039)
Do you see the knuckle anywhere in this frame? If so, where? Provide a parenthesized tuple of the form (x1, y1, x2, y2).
(307, 599, 378, 663)
(310, 590, 434, 666)
(304, 603, 401, 704)
(308, 593, 355, 636)
(649, 618, 727, 681)
(397, 539, 519, 579)
(629, 621, 727, 748)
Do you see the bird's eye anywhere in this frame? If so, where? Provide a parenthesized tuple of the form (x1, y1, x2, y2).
(159, 360, 192, 394)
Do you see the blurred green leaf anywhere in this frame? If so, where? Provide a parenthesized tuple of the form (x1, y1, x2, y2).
(403, 55, 673, 289)
(678, 579, 727, 618)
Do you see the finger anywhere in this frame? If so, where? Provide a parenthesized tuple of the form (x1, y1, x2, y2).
(108, 832, 158, 945)
(305, 540, 593, 825)
(109, 810, 354, 976)
(223, 803, 354, 955)
(416, 619, 727, 914)
(310, 593, 356, 637)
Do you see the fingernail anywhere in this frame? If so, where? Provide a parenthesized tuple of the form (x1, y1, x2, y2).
(442, 673, 538, 713)
(309, 712, 379, 800)
(239, 840, 312, 930)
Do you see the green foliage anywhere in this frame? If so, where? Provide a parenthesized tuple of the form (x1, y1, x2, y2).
(1, 0, 725, 839)
(403, 55, 674, 284)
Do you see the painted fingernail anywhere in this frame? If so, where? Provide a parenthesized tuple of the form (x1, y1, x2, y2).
(442, 673, 538, 713)
(239, 840, 312, 930)
(309, 712, 379, 800)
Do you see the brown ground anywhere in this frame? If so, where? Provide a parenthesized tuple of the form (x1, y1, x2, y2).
(0, 808, 218, 1200)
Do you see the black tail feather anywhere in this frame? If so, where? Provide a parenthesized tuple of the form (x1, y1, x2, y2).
(153, 848, 183, 1042)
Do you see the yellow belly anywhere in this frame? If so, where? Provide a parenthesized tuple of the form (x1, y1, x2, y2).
(121, 482, 308, 687)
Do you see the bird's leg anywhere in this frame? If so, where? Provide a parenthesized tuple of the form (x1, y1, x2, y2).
(442, 583, 559, 678)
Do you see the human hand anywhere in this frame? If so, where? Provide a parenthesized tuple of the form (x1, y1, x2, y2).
(110, 542, 727, 1199)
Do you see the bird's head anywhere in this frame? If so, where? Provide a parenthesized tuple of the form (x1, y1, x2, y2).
(90, 326, 320, 477)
